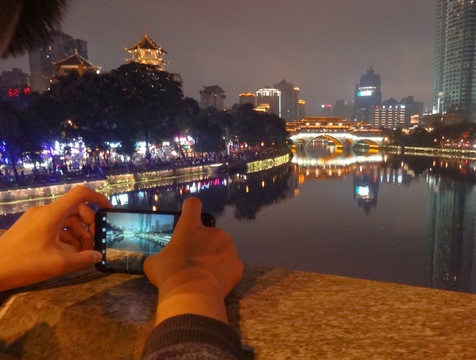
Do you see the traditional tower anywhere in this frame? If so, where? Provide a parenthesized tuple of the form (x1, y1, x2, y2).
(124, 31, 169, 69)
(54, 52, 99, 77)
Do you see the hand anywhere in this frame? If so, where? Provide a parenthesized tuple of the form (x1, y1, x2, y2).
(0, 186, 112, 291)
(144, 197, 243, 324)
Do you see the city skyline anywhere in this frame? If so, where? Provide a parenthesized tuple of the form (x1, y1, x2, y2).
(0, 0, 436, 115)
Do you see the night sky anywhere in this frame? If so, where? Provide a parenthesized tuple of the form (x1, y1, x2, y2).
(0, 0, 436, 115)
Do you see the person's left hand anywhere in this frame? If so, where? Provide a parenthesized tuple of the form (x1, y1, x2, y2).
(0, 186, 112, 291)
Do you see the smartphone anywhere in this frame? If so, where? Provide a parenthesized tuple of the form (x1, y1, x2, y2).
(94, 208, 215, 274)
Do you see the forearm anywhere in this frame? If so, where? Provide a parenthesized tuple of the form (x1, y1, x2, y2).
(155, 269, 228, 325)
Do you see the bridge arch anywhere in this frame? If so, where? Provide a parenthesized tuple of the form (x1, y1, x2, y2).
(306, 135, 343, 149)
(353, 139, 379, 149)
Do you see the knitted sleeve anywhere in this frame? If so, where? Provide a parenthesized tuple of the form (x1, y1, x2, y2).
(141, 314, 245, 360)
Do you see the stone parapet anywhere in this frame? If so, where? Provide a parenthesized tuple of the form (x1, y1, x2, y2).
(0, 266, 474, 359)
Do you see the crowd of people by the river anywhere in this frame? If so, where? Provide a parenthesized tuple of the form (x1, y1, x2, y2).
(0, 145, 289, 189)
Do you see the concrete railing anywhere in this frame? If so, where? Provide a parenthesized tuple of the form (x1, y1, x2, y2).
(0, 266, 474, 359)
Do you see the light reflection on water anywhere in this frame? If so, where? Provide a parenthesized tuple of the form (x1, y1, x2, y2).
(1, 146, 476, 293)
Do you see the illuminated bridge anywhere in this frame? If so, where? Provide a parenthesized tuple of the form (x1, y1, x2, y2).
(287, 117, 384, 149)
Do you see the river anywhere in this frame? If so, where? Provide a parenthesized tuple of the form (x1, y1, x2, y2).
(1, 143, 475, 293)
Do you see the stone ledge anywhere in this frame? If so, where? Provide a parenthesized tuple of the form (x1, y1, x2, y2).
(0, 266, 474, 359)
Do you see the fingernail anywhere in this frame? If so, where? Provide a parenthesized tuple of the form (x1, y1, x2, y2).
(93, 251, 102, 263)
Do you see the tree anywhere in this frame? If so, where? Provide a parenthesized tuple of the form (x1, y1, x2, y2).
(112, 63, 187, 160)
(49, 71, 129, 165)
(188, 107, 227, 153)
(230, 104, 287, 147)
(0, 91, 48, 180)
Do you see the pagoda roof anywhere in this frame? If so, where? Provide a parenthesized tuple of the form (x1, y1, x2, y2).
(54, 52, 96, 68)
(125, 33, 167, 53)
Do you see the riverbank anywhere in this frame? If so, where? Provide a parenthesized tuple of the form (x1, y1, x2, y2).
(0, 165, 208, 204)
(0, 153, 292, 205)
(383, 145, 476, 159)
(0, 265, 473, 359)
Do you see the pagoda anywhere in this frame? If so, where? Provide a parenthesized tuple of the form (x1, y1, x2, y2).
(125, 31, 169, 69)
(54, 52, 99, 77)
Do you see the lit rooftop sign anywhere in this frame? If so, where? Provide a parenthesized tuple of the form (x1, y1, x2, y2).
(357, 86, 376, 97)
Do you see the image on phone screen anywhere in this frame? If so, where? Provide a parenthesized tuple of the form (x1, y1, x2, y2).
(99, 212, 175, 272)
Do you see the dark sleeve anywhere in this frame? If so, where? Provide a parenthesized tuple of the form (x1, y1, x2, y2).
(141, 314, 246, 360)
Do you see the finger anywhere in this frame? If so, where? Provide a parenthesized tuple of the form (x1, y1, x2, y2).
(89, 221, 95, 236)
(59, 230, 83, 252)
(63, 250, 103, 272)
(77, 203, 95, 226)
(65, 216, 91, 238)
(176, 197, 202, 228)
(49, 186, 112, 222)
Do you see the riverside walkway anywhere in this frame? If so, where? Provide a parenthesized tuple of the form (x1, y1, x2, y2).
(0, 265, 474, 359)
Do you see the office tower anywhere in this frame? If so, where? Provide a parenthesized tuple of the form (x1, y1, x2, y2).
(401, 96, 424, 124)
(333, 99, 353, 121)
(354, 66, 382, 123)
(432, 0, 476, 120)
(298, 100, 306, 120)
(321, 104, 332, 116)
(373, 104, 406, 128)
(239, 92, 256, 106)
(200, 85, 226, 109)
(274, 79, 299, 122)
(426, 175, 475, 292)
(29, 32, 88, 92)
(256, 88, 281, 117)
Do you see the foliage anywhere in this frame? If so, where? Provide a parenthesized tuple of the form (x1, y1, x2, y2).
(229, 104, 287, 147)
(112, 63, 186, 159)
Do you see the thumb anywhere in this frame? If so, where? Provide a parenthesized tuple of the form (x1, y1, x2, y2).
(63, 250, 102, 271)
(177, 197, 202, 227)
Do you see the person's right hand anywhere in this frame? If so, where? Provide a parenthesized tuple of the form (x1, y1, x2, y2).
(144, 197, 243, 324)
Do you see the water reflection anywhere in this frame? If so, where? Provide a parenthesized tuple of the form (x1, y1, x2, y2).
(1, 146, 476, 293)
(426, 175, 475, 292)
(292, 145, 476, 293)
(353, 171, 379, 214)
(112, 165, 296, 220)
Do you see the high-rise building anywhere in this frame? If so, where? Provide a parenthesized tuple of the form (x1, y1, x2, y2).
(274, 80, 299, 122)
(298, 100, 306, 120)
(29, 32, 88, 92)
(354, 66, 382, 123)
(373, 104, 406, 129)
(321, 104, 332, 116)
(200, 85, 226, 109)
(256, 88, 281, 117)
(333, 99, 353, 121)
(432, 0, 476, 121)
(401, 96, 424, 124)
(239, 92, 256, 106)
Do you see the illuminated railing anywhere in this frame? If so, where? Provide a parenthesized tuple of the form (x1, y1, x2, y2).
(404, 146, 476, 160)
(247, 154, 291, 173)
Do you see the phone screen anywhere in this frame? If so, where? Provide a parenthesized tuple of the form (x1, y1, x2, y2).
(95, 210, 178, 273)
